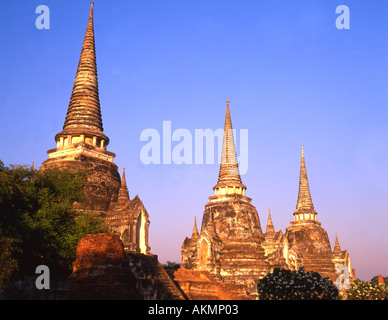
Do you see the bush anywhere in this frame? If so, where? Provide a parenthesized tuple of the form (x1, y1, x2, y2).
(0, 162, 109, 291)
(370, 275, 388, 286)
(257, 267, 339, 300)
(347, 279, 388, 300)
(0, 226, 18, 292)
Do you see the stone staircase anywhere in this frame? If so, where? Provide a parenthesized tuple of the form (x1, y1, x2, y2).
(126, 252, 186, 300)
(174, 268, 249, 300)
(153, 259, 187, 300)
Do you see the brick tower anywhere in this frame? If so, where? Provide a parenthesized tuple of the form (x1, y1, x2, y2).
(283, 147, 337, 281)
(40, 2, 121, 212)
(176, 100, 269, 298)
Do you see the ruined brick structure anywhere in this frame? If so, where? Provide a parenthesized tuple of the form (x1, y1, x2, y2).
(40, 2, 120, 213)
(177, 101, 269, 298)
(39, 3, 185, 300)
(281, 146, 343, 282)
(331, 234, 354, 279)
(106, 168, 151, 254)
(38, 2, 354, 300)
(68, 234, 184, 300)
(67, 234, 143, 299)
(261, 209, 288, 270)
(40, 3, 151, 255)
(176, 101, 354, 299)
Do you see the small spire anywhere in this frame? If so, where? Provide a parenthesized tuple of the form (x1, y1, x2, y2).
(214, 100, 246, 191)
(266, 208, 275, 234)
(192, 217, 199, 237)
(122, 167, 127, 187)
(118, 167, 130, 201)
(294, 146, 316, 216)
(334, 234, 341, 252)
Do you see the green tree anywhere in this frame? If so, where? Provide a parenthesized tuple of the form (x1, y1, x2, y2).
(370, 275, 388, 286)
(0, 162, 109, 291)
(257, 268, 339, 300)
(347, 279, 388, 300)
(162, 261, 181, 269)
(0, 226, 18, 292)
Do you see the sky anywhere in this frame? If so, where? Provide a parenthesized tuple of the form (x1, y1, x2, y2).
(1, 0, 387, 281)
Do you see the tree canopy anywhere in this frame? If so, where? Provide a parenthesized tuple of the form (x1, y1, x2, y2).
(346, 279, 388, 300)
(0, 161, 109, 292)
(257, 267, 339, 300)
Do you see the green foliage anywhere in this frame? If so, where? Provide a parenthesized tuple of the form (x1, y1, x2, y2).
(0, 162, 109, 291)
(370, 275, 388, 286)
(162, 261, 181, 269)
(346, 279, 388, 300)
(257, 267, 339, 300)
(0, 226, 19, 293)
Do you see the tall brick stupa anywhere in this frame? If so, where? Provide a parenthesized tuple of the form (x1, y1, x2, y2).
(39, 4, 187, 300)
(283, 147, 338, 281)
(175, 109, 355, 299)
(36, 3, 355, 300)
(40, 2, 154, 256)
(40, 2, 121, 212)
(175, 100, 269, 299)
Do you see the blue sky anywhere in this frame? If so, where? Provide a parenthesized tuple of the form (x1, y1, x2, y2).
(1, 0, 387, 281)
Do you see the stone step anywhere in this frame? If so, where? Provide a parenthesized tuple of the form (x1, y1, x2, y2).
(154, 261, 186, 300)
(127, 253, 186, 300)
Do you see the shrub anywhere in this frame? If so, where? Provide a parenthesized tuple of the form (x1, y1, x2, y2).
(0, 162, 109, 291)
(257, 267, 339, 300)
(347, 279, 388, 300)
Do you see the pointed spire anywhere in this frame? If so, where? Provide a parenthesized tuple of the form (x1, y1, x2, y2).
(121, 167, 127, 187)
(118, 167, 130, 201)
(266, 208, 275, 234)
(192, 217, 199, 238)
(57, 2, 109, 144)
(294, 147, 317, 219)
(213, 100, 246, 195)
(218, 100, 241, 183)
(334, 234, 341, 252)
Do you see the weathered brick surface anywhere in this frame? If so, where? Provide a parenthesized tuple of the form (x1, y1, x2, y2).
(105, 169, 151, 254)
(178, 105, 354, 300)
(174, 268, 249, 300)
(40, 3, 120, 213)
(284, 222, 337, 281)
(179, 103, 269, 299)
(67, 234, 141, 299)
(127, 253, 186, 300)
(72, 233, 127, 271)
(41, 156, 120, 212)
(67, 233, 143, 300)
(68, 234, 185, 300)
